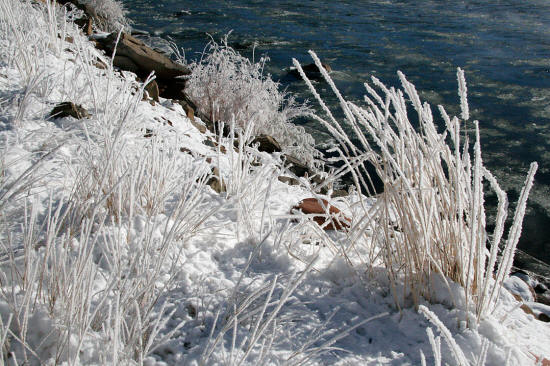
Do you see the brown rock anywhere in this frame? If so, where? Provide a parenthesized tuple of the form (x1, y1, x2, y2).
(143, 128, 154, 138)
(510, 293, 550, 322)
(292, 198, 351, 231)
(278, 176, 300, 186)
(251, 135, 281, 153)
(283, 154, 310, 177)
(186, 304, 197, 319)
(178, 99, 203, 130)
(520, 303, 536, 317)
(96, 32, 191, 80)
(203, 139, 229, 154)
(113, 55, 140, 73)
(511, 293, 533, 312)
(49, 102, 90, 120)
(175, 94, 226, 135)
(282, 155, 328, 193)
(144, 80, 160, 102)
(84, 17, 93, 36)
(93, 59, 108, 70)
(73, 16, 93, 36)
(204, 139, 216, 149)
(89, 38, 101, 49)
(208, 167, 226, 193)
(331, 189, 349, 198)
(74, 16, 92, 35)
(185, 106, 195, 122)
(191, 119, 207, 134)
(176, 97, 195, 116)
(199, 119, 231, 137)
(536, 292, 550, 306)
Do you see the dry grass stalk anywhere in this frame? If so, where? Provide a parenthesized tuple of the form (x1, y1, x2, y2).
(293, 51, 538, 320)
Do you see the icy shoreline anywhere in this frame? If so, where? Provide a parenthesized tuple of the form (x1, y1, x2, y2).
(0, 0, 549, 365)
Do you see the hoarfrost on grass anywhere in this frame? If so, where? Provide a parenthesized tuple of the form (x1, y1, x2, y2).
(80, 0, 130, 32)
(0, 0, 548, 365)
(184, 37, 321, 168)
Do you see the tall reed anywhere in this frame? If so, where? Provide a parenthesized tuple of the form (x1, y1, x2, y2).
(293, 51, 537, 320)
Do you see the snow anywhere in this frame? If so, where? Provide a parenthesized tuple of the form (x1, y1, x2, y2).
(0, 0, 549, 365)
(526, 302, 550, 319)
(504, 276, 535, 302)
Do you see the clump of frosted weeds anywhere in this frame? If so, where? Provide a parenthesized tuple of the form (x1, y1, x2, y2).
(185, 36, 321, 167)
(293, 51, 538, 322)
(80, 0, 130, 32)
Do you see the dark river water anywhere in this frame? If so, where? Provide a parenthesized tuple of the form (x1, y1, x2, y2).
(122, 0, 550, 265)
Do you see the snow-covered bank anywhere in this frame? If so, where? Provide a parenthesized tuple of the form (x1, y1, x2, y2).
(0, 0, 549, 365)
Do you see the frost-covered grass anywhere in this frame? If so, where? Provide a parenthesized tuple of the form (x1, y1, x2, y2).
(0, 0, 549, 365)
(184, 38, 321, 168)
(293, 51, 537, 321)
(81, 0, 130, 32)
(0, 1, 213, 363)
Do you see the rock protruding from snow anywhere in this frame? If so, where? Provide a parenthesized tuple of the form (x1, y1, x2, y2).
(251, 135, 281, 153)
(278, 176, 300, 186)
(207, 167, 226, 193)
(283, 154, 310, 177)
(74, 16, 93, 36)
(292, 198, 351, 231)
(331, 189, 349, 198)
(49, 102, 90, 120)
(283, 154, 328, 194)
(95, 32, 191, 80)
(144, 80, 160, 103)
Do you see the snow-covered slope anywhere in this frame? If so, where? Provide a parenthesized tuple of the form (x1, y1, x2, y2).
(0, 1, 548, 365)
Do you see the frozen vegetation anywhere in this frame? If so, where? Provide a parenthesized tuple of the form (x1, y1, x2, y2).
(184, 38, 321, 168)
(0, 0, 549, 365)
